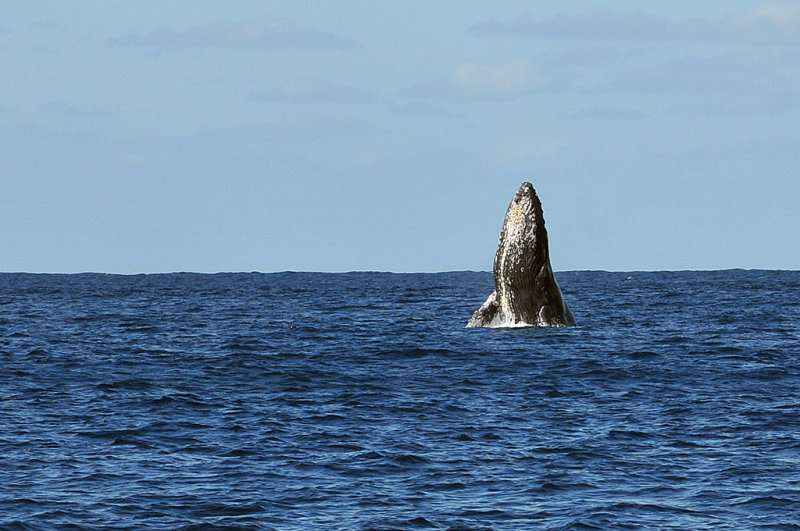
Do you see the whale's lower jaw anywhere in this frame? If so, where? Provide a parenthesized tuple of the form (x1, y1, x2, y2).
(466, 290, 575, 328)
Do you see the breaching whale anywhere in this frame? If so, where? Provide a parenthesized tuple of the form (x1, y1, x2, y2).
(467, 182, 576, 328)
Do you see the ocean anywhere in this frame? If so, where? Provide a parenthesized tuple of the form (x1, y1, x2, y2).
(1, 270, 799, 530)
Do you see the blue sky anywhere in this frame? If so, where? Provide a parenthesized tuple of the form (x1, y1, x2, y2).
(3, 1, 799, 272)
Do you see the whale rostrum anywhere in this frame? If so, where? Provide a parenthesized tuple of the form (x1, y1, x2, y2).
(467, 182, 576, 328)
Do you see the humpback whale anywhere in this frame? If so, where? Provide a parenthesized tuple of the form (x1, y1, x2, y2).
(467, 182, 576, 328)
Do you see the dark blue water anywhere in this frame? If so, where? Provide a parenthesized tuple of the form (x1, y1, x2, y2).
(1, 271, 799, 530)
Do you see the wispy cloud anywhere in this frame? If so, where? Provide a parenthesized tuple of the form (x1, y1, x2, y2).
(405, 59, 546, 100)
(252, 77, 375, 104)
(727, 1, 800, 45)
(31, 20, 59, 31)
(40, 101, 80, 115)
(567, 105, 647, 121)
(107, 17, 357, 50)
(471, 11, 701, 42)
(389, 101, 452, 117)
(148, 115, 368, 150)
(40, 100, 110, 117)
(613, 49, 800, 97)
(470, 1, 800, 46)
(488, 136, 567, 171)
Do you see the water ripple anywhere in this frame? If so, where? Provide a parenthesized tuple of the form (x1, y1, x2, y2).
(0, 271, 798, 529)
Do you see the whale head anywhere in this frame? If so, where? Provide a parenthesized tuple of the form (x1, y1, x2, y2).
(467, 180, 575, 327)
(493, 181, 574, 326)
(494, 181, 549, 287)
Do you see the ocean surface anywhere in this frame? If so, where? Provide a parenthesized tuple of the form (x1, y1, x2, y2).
(1, 270, 799, 530)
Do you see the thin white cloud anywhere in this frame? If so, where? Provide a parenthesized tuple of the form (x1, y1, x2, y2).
(470, 1, 800, 46)
(40, 100, 110, 117)
(728, 0, 800, 45)
(488, 136, 567, 171)
(159, 115, 368, 149)
(390, 101, 452, 117)
(252, 77, 376, 104)
(567, 105, 647, 121)
(613, 49, 800, 97)
(471, 11, 700, 41)
(107, 17, 357, 50)
(31, 20, 59, 30)
(406, 59, 546, 100)
(40, 101, 79, 115)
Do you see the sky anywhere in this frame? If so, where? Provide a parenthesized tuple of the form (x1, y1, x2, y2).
(2, 1, 799, 273)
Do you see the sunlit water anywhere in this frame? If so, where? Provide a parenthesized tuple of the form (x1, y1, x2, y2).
(1, 271, 799, 529)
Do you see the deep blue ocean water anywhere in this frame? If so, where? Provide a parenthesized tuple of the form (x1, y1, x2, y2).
(1, 270, 799, 530)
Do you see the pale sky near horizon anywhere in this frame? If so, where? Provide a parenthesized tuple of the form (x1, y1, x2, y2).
(3, 1, 799, 273)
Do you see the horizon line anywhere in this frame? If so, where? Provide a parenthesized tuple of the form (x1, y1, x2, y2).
(1, 267, 797, 276)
